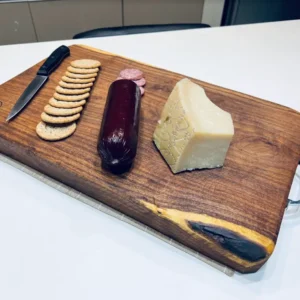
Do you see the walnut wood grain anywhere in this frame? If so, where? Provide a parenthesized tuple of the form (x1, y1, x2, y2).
(1, 45, 300, 273)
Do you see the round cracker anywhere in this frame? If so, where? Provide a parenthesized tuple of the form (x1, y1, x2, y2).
(44, 104, 83, 116)
(62, 76, 95, 83)
(49, 98, 86, 109)
(71, 59, 101, 69)
(36, 121, 76, 141)
(67, 66, 99, 74)
(54, 92, 90, 101)
(65, 71, 97, 79)
(59, 81, 93, 89)
(41, 112, 80, 124)
(56, 86, 90, 95)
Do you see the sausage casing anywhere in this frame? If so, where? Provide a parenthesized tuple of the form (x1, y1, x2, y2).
(97, 79, 142, 174)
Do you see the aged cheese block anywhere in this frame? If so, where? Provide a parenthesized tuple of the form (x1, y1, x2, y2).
(153, 78, 234, 173)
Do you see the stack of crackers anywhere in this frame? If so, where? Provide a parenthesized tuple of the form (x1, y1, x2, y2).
(36, 59, 101, 141)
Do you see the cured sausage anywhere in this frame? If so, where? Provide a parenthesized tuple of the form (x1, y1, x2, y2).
(97, 79, 142, 174)
(119, 68, 144, 80)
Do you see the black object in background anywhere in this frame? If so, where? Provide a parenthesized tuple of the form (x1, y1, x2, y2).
(222, 0, 300, 26)
(73, 23, 210, 39)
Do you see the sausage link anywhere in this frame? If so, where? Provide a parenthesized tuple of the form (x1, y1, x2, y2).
(97, 79, 142, 174)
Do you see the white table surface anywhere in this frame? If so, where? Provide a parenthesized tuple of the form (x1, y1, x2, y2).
(0, 20, 300, 300)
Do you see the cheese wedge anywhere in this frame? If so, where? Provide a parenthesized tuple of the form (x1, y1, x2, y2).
(153, 78, 234, 173)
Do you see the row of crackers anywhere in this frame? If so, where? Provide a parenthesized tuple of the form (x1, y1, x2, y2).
(36, 59, 101, 141)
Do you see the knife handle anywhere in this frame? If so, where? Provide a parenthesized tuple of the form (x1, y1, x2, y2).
(37, 45, 70, 76)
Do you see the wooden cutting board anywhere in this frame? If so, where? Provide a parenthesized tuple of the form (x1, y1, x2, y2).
(1, 45, 300, 274)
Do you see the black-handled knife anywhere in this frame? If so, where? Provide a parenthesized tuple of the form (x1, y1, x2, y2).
(6, 45, 70, 122)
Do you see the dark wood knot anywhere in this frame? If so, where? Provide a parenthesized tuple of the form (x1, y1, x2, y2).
(188, 221, 267, 262)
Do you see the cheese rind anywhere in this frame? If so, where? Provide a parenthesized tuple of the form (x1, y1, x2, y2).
(153, 78, 234, 173)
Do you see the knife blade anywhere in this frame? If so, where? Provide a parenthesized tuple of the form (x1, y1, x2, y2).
(6, 45, 70, 122)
